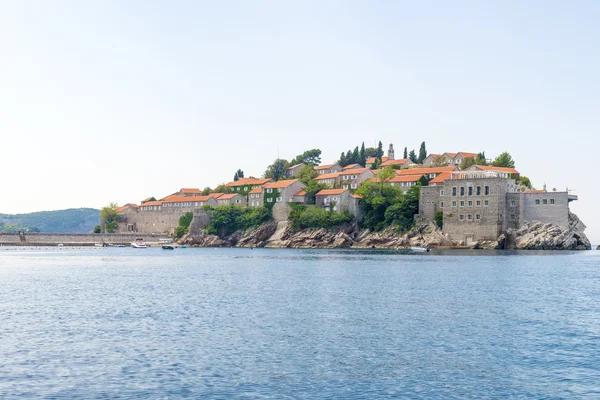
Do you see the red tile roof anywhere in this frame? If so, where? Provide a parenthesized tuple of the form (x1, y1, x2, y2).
(294, 190, 307, 196)
(380, 158, 412, 167)
(338, 168, 372, 176)
(287, 163, 304, 170)
(390, 175, 423, 183)
(217, 194, 240, 200)
(350, 194, 362, 199)
(227, 178, 272, 187)
(443, 152, 457, 158)
(342, 163, 360, 170)
(316, 189, 347, 196)
(470, 165, 520, 175)
(429, 172, 452, 184)
(117, 203, 139, 212)
(396, 166, 457, 175)
(249, 187, 262, 194)
(208, 193, 224, 198)
(162, 195, 214, 203)
(456, 152, 478, 158)
(262, 179, 300, 189)
(366, 156, 388, 164)
(139, 201, 163, 207)
(180, 188, 201, 194)
(315, 163, 337, 170)
(140, 197, 153, 203)
(315, 172, 341, 180)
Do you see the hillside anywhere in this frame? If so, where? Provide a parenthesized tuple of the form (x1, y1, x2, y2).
(0, 208, 100, 233)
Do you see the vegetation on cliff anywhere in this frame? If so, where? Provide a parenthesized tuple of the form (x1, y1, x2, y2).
(0, 208, 100, 233)
(175, 212, 194, 238)
(288, 204, 353, 229)
(208, 205, 271, 236)
(100, 203, 120, 233)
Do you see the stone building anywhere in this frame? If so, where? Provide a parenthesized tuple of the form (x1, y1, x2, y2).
(286, 163, 305, 178)
(315, 189, 362, 219)
(337, 168, 375, 190)
(315, 163, 342, 175)
(419, 170, 576, 244)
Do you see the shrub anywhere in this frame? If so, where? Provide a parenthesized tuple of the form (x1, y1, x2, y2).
(208, 206, 271, 236)
(289, 205, 353, 229)
(93, 225, 101, 233)
(434, 210, 443, 228)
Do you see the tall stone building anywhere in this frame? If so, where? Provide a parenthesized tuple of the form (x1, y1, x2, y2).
(387, 143, 395, 160)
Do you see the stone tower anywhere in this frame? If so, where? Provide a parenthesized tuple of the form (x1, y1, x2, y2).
(388, 143, 395, 160)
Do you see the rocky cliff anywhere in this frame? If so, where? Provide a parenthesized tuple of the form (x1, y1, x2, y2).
(181, 212, 591, 250)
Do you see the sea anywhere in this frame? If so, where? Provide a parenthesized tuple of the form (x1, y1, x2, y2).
(0, 247, 599, 399)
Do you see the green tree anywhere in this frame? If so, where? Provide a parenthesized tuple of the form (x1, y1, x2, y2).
(233, 169, 244, 181)
(201, 187, 213, 195)
(491, 152, 515, 168)
(356, 173, 402, 230)
(516, 175, 532, 189)
(434, 210, 443, 228)
(290, 149, 322, 166)
(365, 147, 378, 158)
(376, 141, 384, 159)
(417, 141, 427, 164)
(175, 211, 194, 238)
(304, 180, 329, 203)
(460, 157, 476, 170)
(264, 159, 290, 181)
(297, 164, 318, 184)
(403, 147, 408, 159)
(100, 203, 119, 233)
(351, 146, 359, 164)
(408, 149, 418, 163)
(475, 152, 488, 165)
(93, 225, 101, 233)
(359, 142, 366, 166)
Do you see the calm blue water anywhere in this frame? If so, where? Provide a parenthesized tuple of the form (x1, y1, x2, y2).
(1, 247, 599, 399)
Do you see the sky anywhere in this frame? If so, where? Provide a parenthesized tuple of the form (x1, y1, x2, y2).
(1, 1, 599, 243)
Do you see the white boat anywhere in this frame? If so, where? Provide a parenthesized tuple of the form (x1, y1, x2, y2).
(131, 238, 147, 248)
(410, 247, 430, 253)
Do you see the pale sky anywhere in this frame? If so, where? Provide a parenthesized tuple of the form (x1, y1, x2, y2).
(1, 1, 599, 243)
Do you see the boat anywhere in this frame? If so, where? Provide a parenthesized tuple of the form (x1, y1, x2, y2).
(162, 245, 175, 250)
(131, 238, 147, 248)
(94, 243, 106, 247)
(410, 246, 430, 253)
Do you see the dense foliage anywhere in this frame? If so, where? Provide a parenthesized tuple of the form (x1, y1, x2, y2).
(290, 149, 322, 167)
(417, 142, 427, 164)
(100, 203, 120, 233)
(264, 159, 289, 181)
(208, 206, 271, 236)
(175, 212, 194, 238)
(288, 204, 353, 229)
(492, 152, 515, 168)
(516, 175, 532, 189)
(233, 169, 244, 181)
(0, 208, 100, 233)
(434, 209, 443, 228)
(356, 170, 421, 231)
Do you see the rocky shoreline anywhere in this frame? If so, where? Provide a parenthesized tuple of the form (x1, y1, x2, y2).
(180, 212, 591, 251)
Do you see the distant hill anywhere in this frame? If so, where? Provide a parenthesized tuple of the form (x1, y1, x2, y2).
(0, 208, 100, 233)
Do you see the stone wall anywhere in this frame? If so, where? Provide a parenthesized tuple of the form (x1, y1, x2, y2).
(522, 192, 569, 229)
(118, 208, 194, 234)
(0, 232, 170, 246)
(272, 202, 291, 222)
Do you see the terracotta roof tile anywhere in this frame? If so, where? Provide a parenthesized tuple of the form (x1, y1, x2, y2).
(117, 203, 139, 212)
(456, 152, 478, 158)
(262, 179, 300, 189)
(294, 190, 307, 196)
(389, 175, 423, 183)
(380, 158, 412, 167)
(217, 194, 240, 200)
(180, 188, 201, 194)
(316, 189, 347, 196)
(227, 178, 272, 187)
(314, 172, 341, 180)
(470, 165, 520, 175)
(366, 156, 389, 164)
(396, 166, 457, 175)
(315, 163, 337, 170)
(430, 172, 452, 184)
(338, 168, 372, 176)
(249, 188, 262, 194)
(350, 194, 362, 199)
(139, 201, 163, 207)
(287, 163, 304, 170)
(162, 195, 213, 203)
(342, 163, 359, 170)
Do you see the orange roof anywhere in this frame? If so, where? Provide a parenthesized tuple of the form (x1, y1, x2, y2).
(140, 197, 153, 203)
(315, 163, 340, 171)
(315, 172, 341, 180)
(227, 178, 272, 187)
(380, 158, 412, 167)
(208, 193, 224, 199)
(338, 168, 372, 176)
(471, 165, 519, 175)
(117, 203, 139, 212)
(139, 201, 163, 207)
(294, 190, 307, 196)
(162, 195, 213, 203)
(390, 175, 423, 183)
(350, 194, 362, 199)
(249, 187, 262, 194)
(287, 163, 304, 170)
(180, 188, 201, 194)
(396, 166, 457, 175)
(443, 152, 457, 158)
(316, 189, 347, 196)
(342, 163, 359, 170)
(159, 193, 179, 201)
(262, 179, 300, 189)
(366, 156, 389, 164)
(457, 152, 478, 158)
(217, 194, 240, 200)
(426, 154, 441, 159)
(430, 172, 452, 184)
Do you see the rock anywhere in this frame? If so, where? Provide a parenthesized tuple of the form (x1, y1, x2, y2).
(513, 212, 591, 250)
(597, 245, 600, 250)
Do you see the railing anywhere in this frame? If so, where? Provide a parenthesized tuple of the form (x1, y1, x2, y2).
(449, 171, 509, 180)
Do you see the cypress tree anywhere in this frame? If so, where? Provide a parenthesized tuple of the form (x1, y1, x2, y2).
(403, 147, 408, 159)
(376, 141, 384, 159)
(409, 149, 418, 163)
(339, 152, 347, 167)
(417, 142, 427, 164)
(351, 146, 359, 164)
(359, 142, 366, 166)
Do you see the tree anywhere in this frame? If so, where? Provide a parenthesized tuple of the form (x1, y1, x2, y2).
(356, 179, 402, 230)
(365, 147, 378, 158)
(304, 180, 329, 203)
(359, 142, 366, 167)
(201, 187, 213, 195)
(175, 211, 194, 238)
(376, 141, 384, 159)
(408, 150, 418, 163)
(297, 164, 318, 184)
(432, 156, 449, 167)
(93, 225, 101, 233)
(376, 167, 396, 184)
(460, 157, 476, 170)
(290, 149, 322, 166)
(213, 184, 233, 194)
(403, 147, 408, 159)
(417, 142, 427, 164)
(264, 159, 290, 181)
(475, 152, 487, 165)
(516, 176, 532, 189)
(351, 146, 359, 164)
(100, 203, 119, 233)
(491, 152, 515, 168)
(233, 169, 244, 181)
(339, 152, 348, 167)
(434, 210, 443, 228)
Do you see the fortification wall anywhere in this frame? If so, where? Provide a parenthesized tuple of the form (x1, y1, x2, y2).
(522, 192, 569, 229)
(0, 232, 169, 246)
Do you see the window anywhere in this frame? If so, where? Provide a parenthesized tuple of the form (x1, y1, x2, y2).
(484, 186, 490, 195)
(467, 214, 473, 221)
(440, 202, 444, 207)
(276, 197, 282, 202)
(236, 199, 241, 204)
(343, 185, 348, 190)
(484, 200, 489, 206)
(452, 187, 457, 196)
(550, 199, 555, 204)
(459, 214, 464, 221)
(267, 188, 273, 193)
(459, 200, 464, 207)
(476, 186, 481, 196)
(452, 201, 457, 207)
(543, 199, 548, 204)
(476, 214, 481, 221)
(267, 198, 273, 203)
(476, 200, 481, 206)
(511, 214, 516, 220)
(468, 187, 473, 196)
(535, 199, 540, 205)
(511, 201, 516, 206)
(460, 187, 465, 196)
(351, 184, 357, 189)
(440, 190, 444, 196)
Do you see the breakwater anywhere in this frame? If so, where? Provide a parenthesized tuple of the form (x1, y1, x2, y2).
(0, 232, 170, 246)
